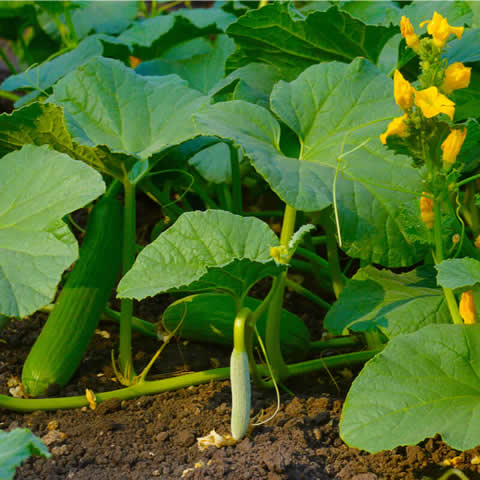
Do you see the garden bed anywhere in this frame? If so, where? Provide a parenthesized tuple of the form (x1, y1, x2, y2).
(2, 305, 480, 480)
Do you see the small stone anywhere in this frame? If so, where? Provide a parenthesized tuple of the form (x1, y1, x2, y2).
(174, 430, 195, 447)
(351, 474, 378, 480)
(47, 420, 58, 431)
(155, 431, 169, 442)
(51, 445, 69, 456)
(41, 430, 67, 446)
(152, 470, 160, 477)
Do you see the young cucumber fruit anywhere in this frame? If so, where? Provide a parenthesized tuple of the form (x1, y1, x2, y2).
(230, 349, 251, 441)
(22, 194, 123, 397)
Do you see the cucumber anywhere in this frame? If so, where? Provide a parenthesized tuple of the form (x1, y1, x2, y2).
(22, 195, 123, 397)
(162, 293, 311, 359)
(230, 350, 251, 440)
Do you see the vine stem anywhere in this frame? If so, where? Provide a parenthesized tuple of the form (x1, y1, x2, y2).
(322, 213, 346, 298)
(0, 350, 379, 412)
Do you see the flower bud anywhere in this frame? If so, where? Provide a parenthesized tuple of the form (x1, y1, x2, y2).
(441, 128, 467, 166)
(379, 114, 408, 145)
(459, 290, 476, 324)
(394, 70, 414, 110)
(400, 16, 420, 50)
(420, 193, 434, 229)
(475, 235, 480, 249)
(452, 233, 460, 245)
(443, 62, 471, 94)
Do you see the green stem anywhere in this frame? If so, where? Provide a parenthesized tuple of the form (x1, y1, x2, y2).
(309, 336, 361, 351)
(0, 90, 20, 102)
(104, 306, 157, 339)
(0, 350, 378, 412)
(119, 181, 137, 380)
(190, 176, 219, 209)
(229, 145, 242, 214)
(284, 277, 331, 310)
(322, 214, 346, 298)
(311, 235, 327, 245)
(18, 34, 33, 66)
(139, 178, 184, 219)
(233, 307, 250, 352)
(63, 5, 78, 45)
(363, 330, 384, 349)
(0, 45, 17, 74)
(433, 198, 463, 325)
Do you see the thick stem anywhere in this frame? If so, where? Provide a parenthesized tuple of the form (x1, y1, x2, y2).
(0, 90, 20, 102)
(119, 181, 137, 380)
(0, 45, 17, 74)
(0, 350, 378, 412)
(309, 336, 361, 351)
(284, 277, 330, 310)
(229, 145, 242, 215)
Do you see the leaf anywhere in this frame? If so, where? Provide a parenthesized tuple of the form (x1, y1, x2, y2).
(117, 7, 236, 60)
(225, 3, 397, 80)
(0, 144, 105, 317)
(445, 28, 480, 64)
(195, 59, 424, 267)
(0, 102, 132, 180)
(338, 1, 401, 25)
(451, 72, 480, 122)
(117, 210, 284, 301)
(189, 142, 235, 184)
(401, 1, 472, 30)
(136, 35, 235, 94)
(436, 257, 480, 290)
(0, 428, 50, 480)
(324, 266, 451, 338)
(340, 324, 480, 452)
(377, 33, 402, 76)
(162, 293, 310, 358)
(1, 36, 103, 93)
(288, 224, 316, 253)
(50, 56, 210, 170)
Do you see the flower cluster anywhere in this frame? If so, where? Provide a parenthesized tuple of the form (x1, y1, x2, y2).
(380, 12, 470, 170)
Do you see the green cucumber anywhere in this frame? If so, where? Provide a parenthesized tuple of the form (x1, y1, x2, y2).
(22, 195, 123, 397)
(162, 293, 311, 359)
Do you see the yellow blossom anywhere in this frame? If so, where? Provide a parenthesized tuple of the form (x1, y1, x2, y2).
(420, 192, 434, 229)
(441, 128, 467, 165)
(420, 12, 464, 48)
(400, 16, 420, 50)
(414, 87, 455, 120)
(475, 235, 480, 249)
(394, 70, 414, 110)
(442, 62, 471, 94)
(379, 114, 408, 145)
(129, 56, 142, 69)
(459, 290, 476, 324)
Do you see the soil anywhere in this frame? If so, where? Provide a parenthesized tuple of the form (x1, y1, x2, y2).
(3, 292, 480, 480)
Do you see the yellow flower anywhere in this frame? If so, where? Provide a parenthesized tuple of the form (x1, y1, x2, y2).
(400, 16, 420, 50)
(414, 87, 455, 120)
(129, 56, 142, 69)
(475, 235, 480, 249)
(441, 128, 467, 165)
(420, 12, 464, 48)
(459, 290, 476, 324)
(394, 70, 414, 110)
(270, 245, 288, 263)
(379, 114, 408, 145)
(420, 193, 434, 229)
(443, 62, 471, 94)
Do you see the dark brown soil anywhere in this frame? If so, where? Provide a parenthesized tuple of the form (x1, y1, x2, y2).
(3, 295, 480, 480)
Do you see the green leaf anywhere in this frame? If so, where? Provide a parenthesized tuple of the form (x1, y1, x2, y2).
(0, 102, 131, 180)
(445, 28, 480, 64)
(401, 1, 472, 30)
(136, 35, 235, 94)
(118, 210, 284, 301)
(0, 144, 105, 317)
(50, 56, 210, 170)
(436, 257, 480, 290)
(325, 266, 450, 338)
(117, 7, 235, 60)
(225, 3, 397, 80)
(338, 1, 401, 25)
(340, 324, 480, 452)
(163, 293, 310, 358)
(451, 72, 480, 122)
(377, 33, 402, 76)
(1, 36, 103, 93)
(0, 428, 50, 480)
(195, 59, 423, 267)
(189, 142, 235, 184)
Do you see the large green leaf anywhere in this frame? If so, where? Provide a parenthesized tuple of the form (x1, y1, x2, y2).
(436, 257, 480, 290)
(117, 210, 284, 301)
(340, 324, 480, 452)
(162, 293, 310, 358)
(225, 3, 397, 80)
(136, 35, 235, 94)
(0, 144, 105, 317)
(401, 1, 472, 30)
(445, 28, 480, 64)
(324, 266, 450, 338)
(195, 59, 423, 267)
(0, 102, 131, 180)
(117, 7, 235, 60)
(0, 428, 50, 480)
(50, 56, 210, 170)
(1, 36, 103, 93)
(189, 142, 237, 184)
(337, 1, 401, 25)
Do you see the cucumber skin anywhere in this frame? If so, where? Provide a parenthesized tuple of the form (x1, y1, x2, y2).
(22, 195, 123, 397)
(230, 350, 251, 441)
